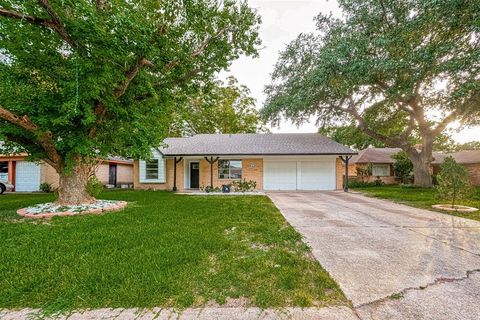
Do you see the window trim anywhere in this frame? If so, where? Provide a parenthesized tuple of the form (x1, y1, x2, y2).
(218, 159, 243, 180)
(139, 156, 166, 183)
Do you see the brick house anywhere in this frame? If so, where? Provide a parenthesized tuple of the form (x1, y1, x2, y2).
(349, 147, 480, 185)
(134, 133, 357, 191)
(432, 150, 480, 186)
(0, 154, 134, 192)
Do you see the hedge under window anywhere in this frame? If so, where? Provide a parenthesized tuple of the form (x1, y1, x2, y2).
(218, 160, 242, 179)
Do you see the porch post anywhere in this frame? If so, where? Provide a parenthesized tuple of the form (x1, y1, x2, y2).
(210, 157, 214, 187)
(172, 157, 183, 191)
(204, 157, 220, 188)
(173, 157, 177, 191)
(339, 156, 353, 192)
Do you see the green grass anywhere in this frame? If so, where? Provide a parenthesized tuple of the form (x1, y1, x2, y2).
(0, 190, 347, 313)
(353, 185, 480, 221)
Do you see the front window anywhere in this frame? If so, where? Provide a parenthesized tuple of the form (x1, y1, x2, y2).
(145, 159, 159, 180)
(372, 164, 389, 177)
(218, 160, 242, 179)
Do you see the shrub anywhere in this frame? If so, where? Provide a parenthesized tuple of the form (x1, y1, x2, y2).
(204, 186, 221, 193)
(86, 177, 104, 198)
(391, 151, 413, 183)
(373, 176, 384, 186)
(232, 179, 257, 192)
(436, 156, 472, 208)
(39, 182, 53, 193)
(356, 163, 372, 182)
(348, 180, 377, 188)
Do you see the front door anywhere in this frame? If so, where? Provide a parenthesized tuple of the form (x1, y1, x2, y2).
(190, 162, 200, 189)
(109, 163, 117, 187)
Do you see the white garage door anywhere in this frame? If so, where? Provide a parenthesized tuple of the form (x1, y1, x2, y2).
(298, 161, 336, 190)
(15, 161, 41, 192)
(264, 161, 297, 190)
(264, 159, 336, 191)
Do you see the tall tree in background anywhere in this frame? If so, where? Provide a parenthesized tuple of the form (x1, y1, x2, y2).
(170, 76, 266, 136)
(0, 1, 260, 204)
(262, 0, 480, 187)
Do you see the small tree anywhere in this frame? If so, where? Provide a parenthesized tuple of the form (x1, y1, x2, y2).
(356, 163, 372, 183)
(392, 151, 413, 184)
(436, 156, 472, 208)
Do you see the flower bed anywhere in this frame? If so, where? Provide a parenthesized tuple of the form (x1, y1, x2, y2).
(17, 200, 128, 219)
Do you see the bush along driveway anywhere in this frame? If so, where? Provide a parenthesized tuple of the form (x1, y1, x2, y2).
(0, 190, 349, 317)
(268, 191, 480, 320)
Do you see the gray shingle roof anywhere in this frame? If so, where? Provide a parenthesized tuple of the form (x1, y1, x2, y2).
(159, 134, 356, 156)
(350, 148, 402, 164)
(432, 150, 480, 164)
(351, 147, 480, 165)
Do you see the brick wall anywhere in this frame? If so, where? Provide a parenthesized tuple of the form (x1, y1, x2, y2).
(40, 162, 60, 188)
(116, 163, 134, 184)
(96, 164, 109, 184)
(336, 158, 343, 190)
(40, 161, 134, 190)
(199, 158, 263, 190)
(464, 163, 480, 186)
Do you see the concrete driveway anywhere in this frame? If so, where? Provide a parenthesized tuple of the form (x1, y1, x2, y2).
(268, 191, 480, 320)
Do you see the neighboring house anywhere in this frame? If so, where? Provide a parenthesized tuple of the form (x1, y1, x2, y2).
(134, 133, 357, 191)
(350, 147, 480, 186)
(432, 150, 480, 186)
(0, 154, 134, 192)
(349, 148, 404, 184)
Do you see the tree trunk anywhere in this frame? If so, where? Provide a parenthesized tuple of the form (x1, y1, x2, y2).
(407, 134, 434, 188)
(411, 157, 432, 187)
(57, 162, 95, 205)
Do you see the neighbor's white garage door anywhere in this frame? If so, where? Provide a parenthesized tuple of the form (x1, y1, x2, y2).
(15, 161, 41, 192)
(264, 159, 336, 191)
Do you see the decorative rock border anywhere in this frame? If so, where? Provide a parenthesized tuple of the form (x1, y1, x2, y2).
(432, 204, 478, 213)
(17, 201, 128, 219)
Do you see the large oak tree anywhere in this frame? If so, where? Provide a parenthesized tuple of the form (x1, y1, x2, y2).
(0, 0, 260, 204)
(170, 76, 266, 136)
(262, 0, 480, 187)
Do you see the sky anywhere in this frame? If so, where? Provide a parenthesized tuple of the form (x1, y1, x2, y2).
(220, 0, 480, 144)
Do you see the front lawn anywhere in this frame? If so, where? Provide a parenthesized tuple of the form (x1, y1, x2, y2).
(353, 185, 480, 221)
(0, 190, 347, 313)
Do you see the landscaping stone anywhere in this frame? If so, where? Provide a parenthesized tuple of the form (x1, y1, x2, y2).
(432, 204, 478, 212)
(17, 200, 128, 218)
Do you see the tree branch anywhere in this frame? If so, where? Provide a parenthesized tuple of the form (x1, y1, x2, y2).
(431, 110, 457, 136)
(164, 27, 228, 71)
(37, 0, 75, 47)
(0, 7, 53, 27)
(0, 106, 62, 168)
(0, 3, 75, 48)
(114, 57, 154, 98)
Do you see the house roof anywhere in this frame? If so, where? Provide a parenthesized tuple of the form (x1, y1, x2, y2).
(433, 150, 480, 165)
(351, 147, 480, 165)
(350, 148, 402, 164)
(159, 133, 356, 156)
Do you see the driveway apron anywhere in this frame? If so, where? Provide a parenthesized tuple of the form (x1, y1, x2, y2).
(268, 191, 480, 320)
